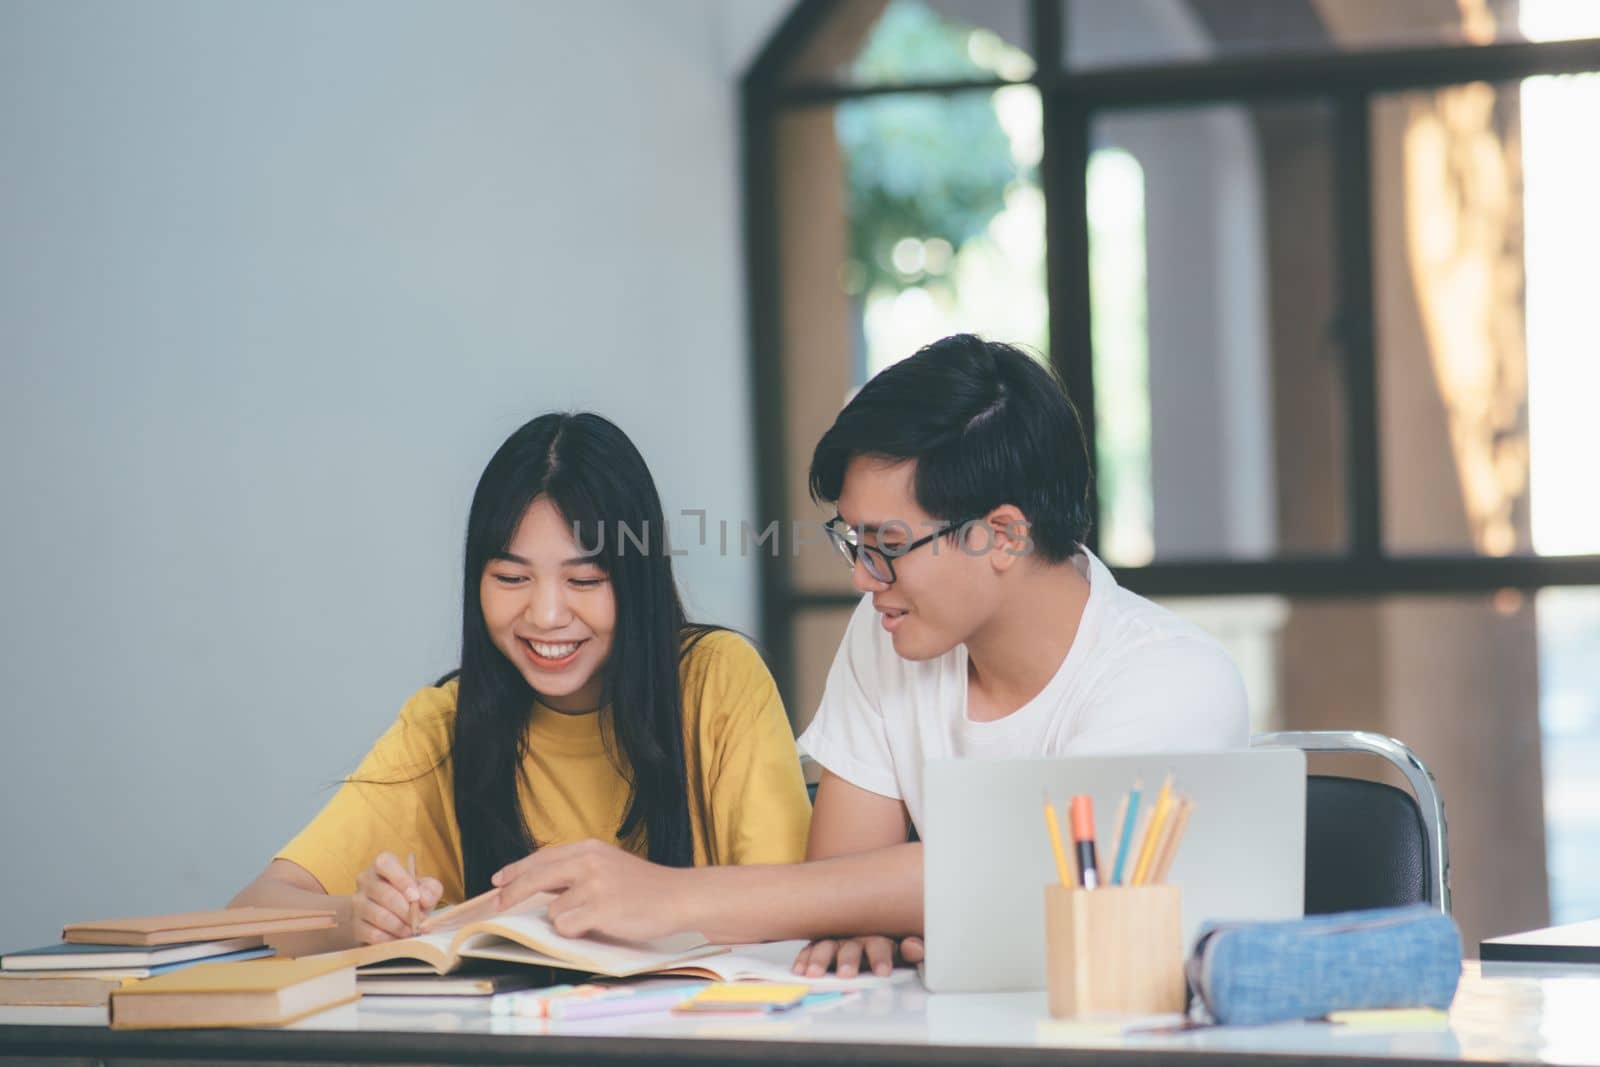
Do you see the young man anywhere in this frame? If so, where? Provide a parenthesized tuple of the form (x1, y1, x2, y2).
(483, 335, 1248, 976)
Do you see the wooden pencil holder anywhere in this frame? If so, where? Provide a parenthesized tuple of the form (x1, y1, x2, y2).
(1044, 884, 1186, 1019)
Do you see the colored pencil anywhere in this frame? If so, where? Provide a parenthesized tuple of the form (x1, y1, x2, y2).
(1043, 791, 1075, 888)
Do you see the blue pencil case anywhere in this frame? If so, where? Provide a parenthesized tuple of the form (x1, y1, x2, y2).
(1186, 904, 1462, 1026)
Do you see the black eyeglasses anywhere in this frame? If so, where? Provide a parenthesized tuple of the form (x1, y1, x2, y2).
(823, 514, 981, 585)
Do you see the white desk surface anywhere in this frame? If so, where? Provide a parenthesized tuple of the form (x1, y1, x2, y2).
(6, 960, 1600, 1065)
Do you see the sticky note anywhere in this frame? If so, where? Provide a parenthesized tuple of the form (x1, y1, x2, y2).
(675, 982, 811, 1013)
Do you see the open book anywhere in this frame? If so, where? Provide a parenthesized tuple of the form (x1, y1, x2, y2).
(329, 890, 726, 979)
(328, 890, 911, 988)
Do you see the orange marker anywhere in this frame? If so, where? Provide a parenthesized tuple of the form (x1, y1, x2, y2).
(1070, 795, 1100, 889)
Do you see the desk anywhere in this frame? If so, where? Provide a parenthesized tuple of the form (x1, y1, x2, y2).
(3, 962, 1598, 1066)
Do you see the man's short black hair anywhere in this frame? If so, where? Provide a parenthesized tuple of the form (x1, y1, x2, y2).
(808, 333, 1092, 562)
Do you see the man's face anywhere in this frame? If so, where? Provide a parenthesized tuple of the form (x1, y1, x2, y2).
(835, 456, 1002, 661)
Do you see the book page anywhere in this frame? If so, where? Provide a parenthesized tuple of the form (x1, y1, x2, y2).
(333, 929, 457, 973)
(454, 900, 722, 977)
(419, 888, 508, 934)
(449, 940, 572, 971)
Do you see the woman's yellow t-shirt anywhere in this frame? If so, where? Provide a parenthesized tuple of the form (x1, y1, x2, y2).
(276, 630, 811, 903)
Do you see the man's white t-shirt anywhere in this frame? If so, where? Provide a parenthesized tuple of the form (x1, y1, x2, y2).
(797, 548, 1249, 834)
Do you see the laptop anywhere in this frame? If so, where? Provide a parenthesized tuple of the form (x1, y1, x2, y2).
(922, 749, 1306, 993)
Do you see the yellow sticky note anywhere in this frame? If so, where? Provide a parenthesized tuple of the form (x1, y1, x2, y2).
(686, 982, 810, 1005)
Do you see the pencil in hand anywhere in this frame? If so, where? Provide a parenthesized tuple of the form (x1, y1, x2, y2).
(407, 852, 422, 936)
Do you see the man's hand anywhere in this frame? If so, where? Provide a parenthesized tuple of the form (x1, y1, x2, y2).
(792, 935, 924, 978)
(491, 839, 692, 943)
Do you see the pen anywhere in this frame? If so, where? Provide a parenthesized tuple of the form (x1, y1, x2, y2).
(406, 853, 421, 935)
(1042, 791, 1074, 888)
(1069, 795, 1100, 889)
(1110, 781, 1142, 885)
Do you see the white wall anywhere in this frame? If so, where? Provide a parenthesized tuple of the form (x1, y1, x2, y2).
(0, 0, 788, 951)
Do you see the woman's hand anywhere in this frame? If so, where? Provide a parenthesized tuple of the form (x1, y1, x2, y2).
(352, 852, 443, 944)
(492, 839, 693, 942)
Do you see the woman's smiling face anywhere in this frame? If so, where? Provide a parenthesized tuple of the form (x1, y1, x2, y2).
(478, 495, 616, 713)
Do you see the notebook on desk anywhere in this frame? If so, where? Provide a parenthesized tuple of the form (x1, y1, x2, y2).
(922, 749, 1306, 993)
(2, 938, 265, 972)
(63, 907, 335, 947)
(109, 957, 356, 1030)
(1481, 919, 1600, 964)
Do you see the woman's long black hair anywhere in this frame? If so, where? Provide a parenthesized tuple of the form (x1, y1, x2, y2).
(451, 412, 705, 895)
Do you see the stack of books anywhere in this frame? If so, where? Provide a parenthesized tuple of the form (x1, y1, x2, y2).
(0, 907, 336, 1011)
(1, 938, 272, 1006)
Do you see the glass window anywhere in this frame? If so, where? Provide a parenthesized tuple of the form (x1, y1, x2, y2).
(1374, 75, 1600, 558)
(774, 84, 1047, 593)
(786, 0, 1034, 88)
(1089, 100, 1346, 566)
(1064, 0, 1600, 72)
(1539, 586, 1600, 923)
(840, 85, 1048, 380)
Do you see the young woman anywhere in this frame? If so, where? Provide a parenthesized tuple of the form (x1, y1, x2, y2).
(231, 412, 811, 948)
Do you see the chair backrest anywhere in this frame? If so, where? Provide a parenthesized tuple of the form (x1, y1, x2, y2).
(1254, 730, 1451, 916)
(1304, 774, 1430, 914)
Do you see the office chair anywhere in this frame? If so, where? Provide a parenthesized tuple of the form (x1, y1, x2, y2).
(1252, 730, 1451, 916)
